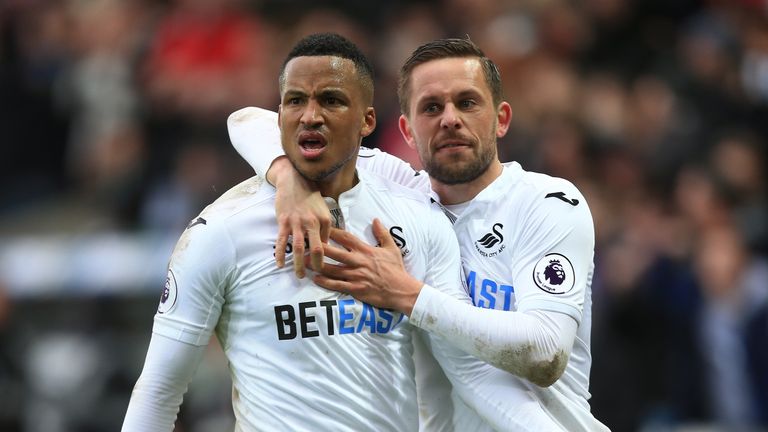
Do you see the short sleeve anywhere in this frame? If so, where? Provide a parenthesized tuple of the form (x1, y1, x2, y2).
(152, 217, 236, 346)
(511, 182, 595, 323)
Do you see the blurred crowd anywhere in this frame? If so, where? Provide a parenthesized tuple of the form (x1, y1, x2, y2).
(1, 0, 767, 431)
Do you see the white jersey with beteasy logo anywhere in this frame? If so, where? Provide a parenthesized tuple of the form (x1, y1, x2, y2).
(151, 168, 470, 431)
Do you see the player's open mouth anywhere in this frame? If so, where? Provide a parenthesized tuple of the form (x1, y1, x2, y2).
(298, 132, 327, 159)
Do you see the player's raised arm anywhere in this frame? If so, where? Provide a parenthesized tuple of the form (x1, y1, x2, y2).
(228, 107, 283, 181)
(228, 107, 328, 275)
(229, 106, 430, 190)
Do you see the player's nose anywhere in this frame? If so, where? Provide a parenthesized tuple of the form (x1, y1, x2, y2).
(440, 104, 461, 129)
(300, 100, 323, 127)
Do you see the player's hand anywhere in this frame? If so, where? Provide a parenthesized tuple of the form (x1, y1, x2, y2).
(271, 157, 331, 278)
(309, 218, 422, 315)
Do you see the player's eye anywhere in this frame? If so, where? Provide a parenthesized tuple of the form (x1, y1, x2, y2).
(423, 103, 441, 114)
(286, 97, 302, 105)
(459, 99, 477, 109)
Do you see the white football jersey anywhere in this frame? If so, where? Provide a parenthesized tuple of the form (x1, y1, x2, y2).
(357, 148, 607, 432)
(151, 168, 485, 431)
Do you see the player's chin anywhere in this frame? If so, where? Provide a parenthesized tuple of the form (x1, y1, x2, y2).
(294, 164, 331, 183)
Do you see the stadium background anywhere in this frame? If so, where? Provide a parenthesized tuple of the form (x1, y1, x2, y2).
(1, 0, 767, 430)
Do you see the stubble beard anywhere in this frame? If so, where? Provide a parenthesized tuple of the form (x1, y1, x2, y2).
(289, 150, 356, 184)
(421, 139, 497, 185)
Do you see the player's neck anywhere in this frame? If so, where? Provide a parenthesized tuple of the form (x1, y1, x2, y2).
(431, 160, 503, 205)
(315, 162, 359, 202)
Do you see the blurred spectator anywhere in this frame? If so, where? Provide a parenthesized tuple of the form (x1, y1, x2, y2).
(625, 75, 697, 189)
(694, 223, 768, 429)
(674, 163, 735, 232)
(55, 0, 149, 219)
(138, 0, 272, 230)
(590, 192, 703, 431)
(140, 0, 271, 123)
(708, 130, 768, 254)
(0, 0, 70, 211)
(739, 13, 768, 106)
(141, 139, 229, 232)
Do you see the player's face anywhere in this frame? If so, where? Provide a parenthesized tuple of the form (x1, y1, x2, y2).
(279, 56, 375, 184)
(399, 57, 511, 185)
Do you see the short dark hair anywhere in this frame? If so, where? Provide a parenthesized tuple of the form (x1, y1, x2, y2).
(397, 38, 503, 115)
(279, 33, 374, 103)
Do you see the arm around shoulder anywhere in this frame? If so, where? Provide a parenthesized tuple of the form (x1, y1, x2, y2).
(411, 286, 577, 387)
(413, 202, 579, 386)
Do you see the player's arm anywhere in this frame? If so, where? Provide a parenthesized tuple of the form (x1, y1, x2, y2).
(410, 287, 577, 387)
(312, 214, 581, 387)
(227, 106, 430, 278)
(400, 214, 564, 430)
(121, 334, 206, 430)
(228, 107, 327, 276)
(123, 213, 234, 428)
(228, 107, 428, 188)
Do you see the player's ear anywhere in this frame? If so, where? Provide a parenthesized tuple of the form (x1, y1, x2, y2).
(398, 115, 416, 150)
(277, 104, 283, 124)
(360, 107, 376, 138)
(496, 101, 512, 138)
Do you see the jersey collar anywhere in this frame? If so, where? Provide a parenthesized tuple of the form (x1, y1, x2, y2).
(429, 162, 524, 208)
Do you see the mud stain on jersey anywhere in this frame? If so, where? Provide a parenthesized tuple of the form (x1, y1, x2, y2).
(424, 313, 437, 327)
(420, 310, 566, 386)
(219, 176, 264, 201)
(477, 340, 569, 388)
(172, 225, 194, 257)
(171, 177, 264, 259)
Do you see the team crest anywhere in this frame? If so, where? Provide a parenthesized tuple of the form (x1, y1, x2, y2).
(533, 253, 574, 294)
(389, 226, 410, 257)
(474, 223, 505, 257)
(158, 269, 178, 314)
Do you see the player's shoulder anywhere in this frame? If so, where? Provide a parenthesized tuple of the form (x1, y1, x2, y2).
(505, 163, 580, 195)
(169, 176, 272, 270)
(498, 163, 592, 231)
(502, 163, 585, 207)
(192, 175, 274, 230)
